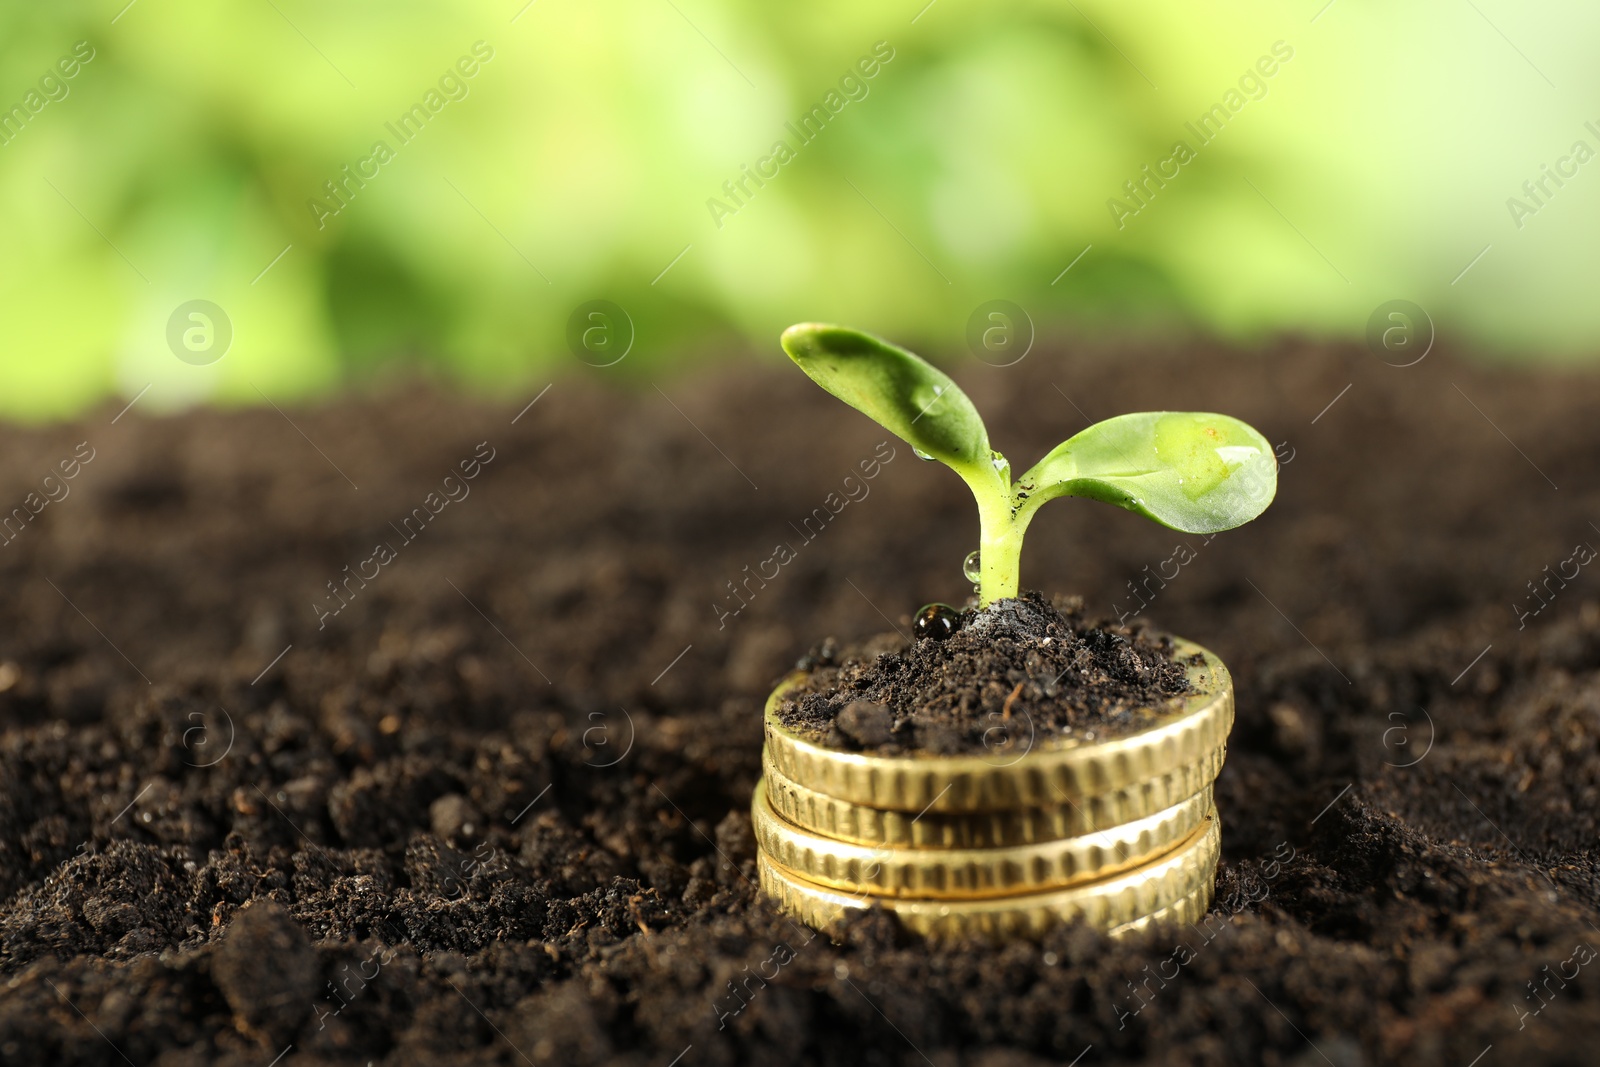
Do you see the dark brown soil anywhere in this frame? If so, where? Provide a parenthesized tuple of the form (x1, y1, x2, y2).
(3, 335, 1600, 1065)
(777, 591, 1192, 754)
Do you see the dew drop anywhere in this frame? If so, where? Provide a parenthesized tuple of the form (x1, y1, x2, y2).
(962, 550, 982, 583)
(913, 603, 960, 641)
(911, 384, 946, 416)
(990, 451, 1010, 476)
(913, 448, 935, 462)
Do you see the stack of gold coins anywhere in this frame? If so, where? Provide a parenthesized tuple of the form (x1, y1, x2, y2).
(753, 638, 1232, 941)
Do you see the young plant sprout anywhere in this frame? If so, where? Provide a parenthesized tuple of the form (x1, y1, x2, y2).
(780, 324, 1278, 607)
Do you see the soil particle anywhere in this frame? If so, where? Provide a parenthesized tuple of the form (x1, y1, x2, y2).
(210, 900, 317, 1040)
(835, 700, 895, 746)
(777, 591, 1190, 753)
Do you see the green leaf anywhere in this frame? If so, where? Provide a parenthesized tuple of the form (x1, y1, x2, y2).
(1016, 411, 1277, 533)
(780, 324, 994, 479)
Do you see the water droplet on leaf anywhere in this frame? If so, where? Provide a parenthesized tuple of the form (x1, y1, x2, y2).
(911, 383, 946, 417)
(913, 603, 960, 641)
(1153, 413, 1240, 500)
(962, 550, 982, 583)
(913, 448, 935, 462)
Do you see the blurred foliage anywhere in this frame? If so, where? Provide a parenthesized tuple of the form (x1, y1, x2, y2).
(0, 0, 1596, 420)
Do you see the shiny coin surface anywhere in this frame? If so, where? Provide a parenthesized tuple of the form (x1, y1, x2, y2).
(752, 776, 1213, 899)
(762, 744, 1225, 849)
(1106, 878, 1214, 938)
(757, 811, 1221, 941)
(763, 638, 1233, 813)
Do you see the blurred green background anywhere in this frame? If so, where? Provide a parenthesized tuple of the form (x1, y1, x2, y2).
(2, 0, 1596, 421)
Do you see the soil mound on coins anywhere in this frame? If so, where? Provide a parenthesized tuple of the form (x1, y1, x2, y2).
(775, 591, 1192, 753)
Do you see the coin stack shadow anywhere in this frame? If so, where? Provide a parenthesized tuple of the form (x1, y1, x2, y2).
(752, 639, 1233, 942)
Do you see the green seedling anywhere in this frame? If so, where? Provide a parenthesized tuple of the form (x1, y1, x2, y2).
(780, 324, 1278, 606)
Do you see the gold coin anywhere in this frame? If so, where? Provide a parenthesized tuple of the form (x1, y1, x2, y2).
(1106, 878, 1214, 938)
(752, 775, 1212, 899)
(757, 811, 1221, 941)
(764, 637, 1233, 813)
(762, 743, 1225, 849)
